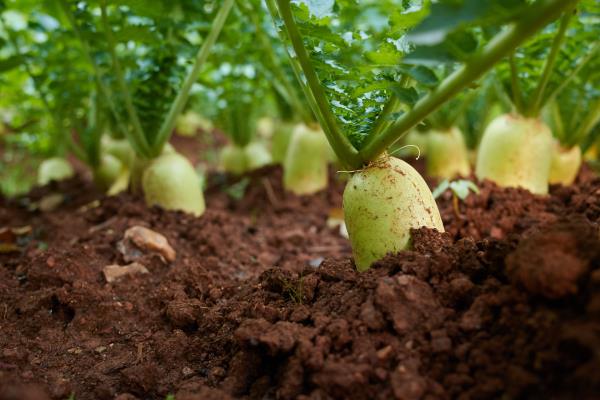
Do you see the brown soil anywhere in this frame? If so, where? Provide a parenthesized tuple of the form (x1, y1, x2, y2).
(1, 162, 599, 400)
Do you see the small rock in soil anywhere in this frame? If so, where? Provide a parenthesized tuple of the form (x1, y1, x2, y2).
(118, 225, 176, 263)
(103, 262, 149, 283)
(164, 298, 203, 329)
(37, 193, 65, 212)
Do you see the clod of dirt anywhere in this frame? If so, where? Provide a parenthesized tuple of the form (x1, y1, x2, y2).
(164, 298, 204, 329)
(118, 225, 176, 263)
(506, 217, 600, 299)
(0, 383, 51, 400)
(103, 262, 149, 283)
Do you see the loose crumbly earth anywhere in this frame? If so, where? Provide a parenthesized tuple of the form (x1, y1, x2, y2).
(0, 161, 599, 400)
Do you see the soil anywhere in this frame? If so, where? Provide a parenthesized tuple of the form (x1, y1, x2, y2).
(0, 159, 599, 400)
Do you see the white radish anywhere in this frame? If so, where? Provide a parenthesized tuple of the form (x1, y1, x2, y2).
(142, 152, 205, 216)
(283, 123, 329, 195)
(426, 127, 471, 179)
(343, 156, 444, 271)
(37, 157, 74, 185)
(549, 141, 581, 185)
(476, 114, 553, 194)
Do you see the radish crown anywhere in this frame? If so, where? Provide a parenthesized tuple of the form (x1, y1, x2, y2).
(546, 49, 600, 150)
(56, 0, 234, 159)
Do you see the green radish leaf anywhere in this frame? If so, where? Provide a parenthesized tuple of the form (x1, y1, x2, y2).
(112, 25, 158, 43)
(389, 2, 431, 34)
(109, 0, 168, 19)
(449, 179, 479, 200)
(496, 1, 599, 117)
(407, 0, 526, 46)
(405, 30, 479, 65)
(432, 180, 450, 199)
(193, 2, 275, 147)
(433, 179, 479, 200)
(549, 41, 600, 147)
(225, 177, 250, 200)
(390, 86, 419, 106)
(0, 55, 23, 72)
(271, 0, 565, 151)
(297, 0, 335, 19)
(366, 42, 403, 65)
(398, 65, 439, 86)
(403, 44, 456, 66)
(278, 1, 428, 148)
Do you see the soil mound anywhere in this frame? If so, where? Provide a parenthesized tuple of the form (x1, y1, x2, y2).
(1, 167, 598, 399)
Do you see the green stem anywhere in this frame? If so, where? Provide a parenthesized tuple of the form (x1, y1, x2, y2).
(265, 0, 327, 128)
(549, 100, 565, 142)
(446, 89, 478, 127)
(4, 119, 39, 133)
(56, 0, 144, 157)
(67, 136, 88, 161)
(83, 89, 102, 167)
(372, 98, 401, 138)
(245, 0, 311, 124)
(489, 75, 513, 112)
(0, 17, 68, 156)
(152, 0, 234, 157)
(527, 9, 573, 117)
(370, 76, 409, 139)
(509, 54, 524, 113)
(266, 2, 321, 125)
(546, 41, 600, 104)
(272, 0, 361, 167)
(100, 1, 151, 158)
(570, 97, 600, 147)
(359, 0, 579, 166)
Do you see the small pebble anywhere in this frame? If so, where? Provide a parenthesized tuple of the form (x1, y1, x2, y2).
(118, 225, 176, 263)
(103, 263, 149, 283)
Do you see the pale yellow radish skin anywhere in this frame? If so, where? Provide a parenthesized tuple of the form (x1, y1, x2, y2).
(107, 168, 130, 196)
(142, 152, 205, 216)
(220, 141, 272, 175)
(102, 136, 134, 166)
(476, 114, 553, 195)
(343, 156, 444, 271)
(256, 116, 275, 140)
(271, 122, 294, 164)
(283, 123, 329, 195)
(130, 144, 176, 194)
(176, 111, 211, 137)
(37, 157, 74, 185)
(220, 144, 248, 175)
(426, 126, 471, 179)
(468, 149, 477, 166)
(244, 141, 273, 170)
(583, 144, 597, 162)
(94, 153, 123, 190)
(549, 142, 581, 185)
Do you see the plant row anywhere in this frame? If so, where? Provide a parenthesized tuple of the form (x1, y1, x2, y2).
(1, 0, 598, 270)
